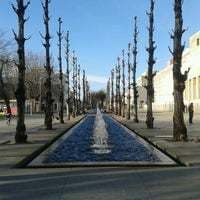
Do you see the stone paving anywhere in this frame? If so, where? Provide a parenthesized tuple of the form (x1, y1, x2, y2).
(114, 112, 200, 166)
(0, 114, 58, 144)
(0, 115, 84, 169)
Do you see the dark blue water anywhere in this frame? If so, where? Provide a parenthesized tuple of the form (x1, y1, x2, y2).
(44, 115, 159, 163)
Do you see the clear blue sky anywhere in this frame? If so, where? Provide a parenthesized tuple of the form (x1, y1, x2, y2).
(0, 0, 200, 90)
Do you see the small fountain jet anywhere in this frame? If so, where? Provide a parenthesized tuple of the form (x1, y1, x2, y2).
(91, 108, 111, 154)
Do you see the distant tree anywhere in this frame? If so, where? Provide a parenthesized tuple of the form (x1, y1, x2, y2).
(25, 52, 45, 101)
(65, 31, 70, 120)
(126, 43, 131, 120)
(115, 64, 118, 115)
(77, 64, 81, 115)
(117, 57, 122, 116)
(170, 0, 189, 141)
(121, 50, 126, 118)
(132, 16, 139, 123)
(82, 70, 86, 113)
(12, 0, 30, 143)
(91, 90, 106, 109)
(57, 17, 64, 123)
(145, 0, 156, 129)
(0, 59, 11, 112)
(106, 78, 110, 111)
(41, 0, 53, 130)
(0, 32, 15, 111)
(110, 69, 114, 113)
(72, 52, 76, 117)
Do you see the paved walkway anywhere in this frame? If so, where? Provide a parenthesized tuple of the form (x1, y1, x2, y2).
(0, 115, 83, 169)
(114, 112, 200, 166)
(0, 114, 61, 144)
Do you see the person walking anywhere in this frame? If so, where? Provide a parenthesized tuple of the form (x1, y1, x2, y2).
(188, 102, 194, 124)
(6, 107, 12, 125)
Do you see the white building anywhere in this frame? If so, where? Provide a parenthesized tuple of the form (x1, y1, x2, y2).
(151, 31, 200, 112)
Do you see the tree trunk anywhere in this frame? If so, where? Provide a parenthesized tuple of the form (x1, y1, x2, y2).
(57, 17, 64, 124)
(115, 65, 118, 115)
(65, 31, 70, 120)
(106, 78, 110, 112)
(12, 0, 29, 143)
(82, 70, 86, 114)
(41, 0, 53, 130)
(171, 0, 188, 141)
(72, 52, 76, 118)
(117, 57, 122, 116)
(111, 69, 114, 113)
(132, 16, 139, 123)
(122, 50, 126, 118)
(77, 64, 81, 115)
(126, 43, 131, 120)
(145, 0, 156, 129)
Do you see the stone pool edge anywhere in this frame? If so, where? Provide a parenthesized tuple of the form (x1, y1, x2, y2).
(27, 114, 179, 169)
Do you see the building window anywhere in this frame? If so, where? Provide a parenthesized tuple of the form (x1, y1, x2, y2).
(197, 38, 200, 46)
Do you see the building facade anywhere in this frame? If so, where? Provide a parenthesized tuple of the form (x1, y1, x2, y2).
(151, 31, 200, 112)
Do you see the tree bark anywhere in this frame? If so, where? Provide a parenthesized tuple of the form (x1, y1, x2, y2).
(12, 0, 30, 143)
(41, 0, 53, 130)
(72, 52, 76, 118)
(171, 0, 188, 141)
(117, 57, 122, 116)
(145, 0, 156, 129)
(111, 69, 114, 113)
(65, 31, 70, 120)
(82, 70, 86, 114)
(57, 17, 64, 123)
(115, 65, 118, 115)
(126, 43, 131, 120)
(122, 50, 126, 118)
(132, 16, 139, 123)
(77, 64, 81, 115)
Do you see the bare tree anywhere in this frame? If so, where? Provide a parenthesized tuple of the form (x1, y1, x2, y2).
(117, 57, 122, 116)
(0, 33, 15, 111)
(12, 0, 30, 143)
(72, 52, 76, 117)
(65, 31, 70, 120)
(115, 64, 119, 115)
(126, 43, 131, 120)
(77, 64, 81, 115)
(106, 78, 110, 111)
(122, 50, 126, 118)
(111, 69, 114, 113)
(25, 52, 45, 102)
(145, 0, 156, 129)
(170, 0, 188, 141)
(132, 16, 139, 123)
(57, 17, 64, 123)
(41, 0, 53, 129)
(0, 59, 11, 112)
(82, 69, 86, 113)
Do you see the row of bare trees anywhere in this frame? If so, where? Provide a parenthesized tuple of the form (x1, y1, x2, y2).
(107, 16, 139, 123)
(0, 0, 91, 143)
(107, 0, 189, 141)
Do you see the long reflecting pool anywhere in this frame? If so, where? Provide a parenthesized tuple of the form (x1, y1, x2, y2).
(29, 113, 176, 167)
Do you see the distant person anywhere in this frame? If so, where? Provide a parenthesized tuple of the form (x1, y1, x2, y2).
(188, 102, 194, 124)
(6, 107, 12, 125)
